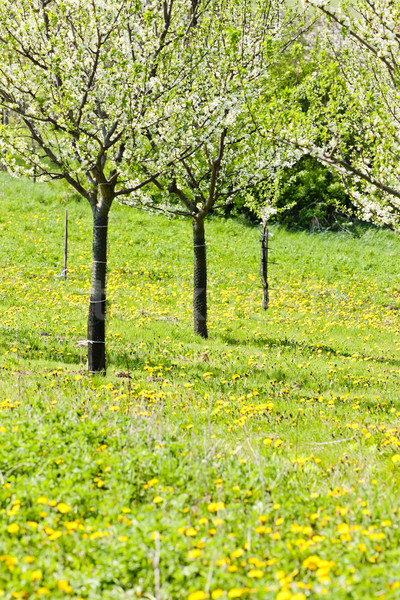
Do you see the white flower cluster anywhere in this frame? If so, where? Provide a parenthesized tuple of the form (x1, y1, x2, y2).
(0, 0, 302, 219)
(258, 0, 400, 230)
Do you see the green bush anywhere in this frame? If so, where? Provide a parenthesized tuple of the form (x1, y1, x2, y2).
(275, 155, 356, 229)
(226, 156, 356, 229)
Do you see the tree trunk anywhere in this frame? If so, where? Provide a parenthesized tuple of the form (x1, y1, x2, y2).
(193, 215, 208, 338)
(261, 223, 269, 310)
(87, 210, 109, 373)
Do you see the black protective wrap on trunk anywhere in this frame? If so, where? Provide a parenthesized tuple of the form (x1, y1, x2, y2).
(261, 226, 269, 310)
(87, 211, 108, 373)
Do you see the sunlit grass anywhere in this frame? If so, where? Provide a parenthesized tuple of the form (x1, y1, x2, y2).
(1, 174, 400, 599)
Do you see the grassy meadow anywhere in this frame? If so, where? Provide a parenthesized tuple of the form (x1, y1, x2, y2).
(2, 174, 400, 600)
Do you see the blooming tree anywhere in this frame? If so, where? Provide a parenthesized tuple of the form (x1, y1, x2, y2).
(0, 0, 208, 372)
(125, 0, 302, 337)
(257, 0, 400, 231)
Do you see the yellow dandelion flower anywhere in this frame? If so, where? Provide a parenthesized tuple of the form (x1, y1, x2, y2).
(258, 515, 268, 523)
(337, 523, 350, 534)
(57, 580, 73, 593)
(7, 524, 19, 534)
(208, 502, 225, 513)
(248, 569, 263, 578)
(188, 592, 208, 600)
(231, 549, 244, 559)
(228, 590, 245, 599)
(57, 503, 71, 514)
(255, 525, 269, 534)
(276, 592, 291, 600)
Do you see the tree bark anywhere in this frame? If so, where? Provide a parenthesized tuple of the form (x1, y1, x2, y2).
(87, 209, 109, 373)
(193, 215, 208, 338)
(261, 223, 269, 310)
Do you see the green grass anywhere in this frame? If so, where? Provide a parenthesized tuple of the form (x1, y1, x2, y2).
(1, 173, 400, 600)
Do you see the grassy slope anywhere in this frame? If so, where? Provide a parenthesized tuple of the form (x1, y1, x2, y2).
(1, 174, 400, 600)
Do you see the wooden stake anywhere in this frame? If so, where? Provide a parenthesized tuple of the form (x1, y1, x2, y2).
(64, 209, 68, 280)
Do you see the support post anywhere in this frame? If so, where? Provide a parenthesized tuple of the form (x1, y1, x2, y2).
(64, 209, 68, 281)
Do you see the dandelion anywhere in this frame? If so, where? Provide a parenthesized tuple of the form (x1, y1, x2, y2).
(258, 515, 268, 523)
(255, 525, 269, 534)
(57, 580, 73, 593)
(153, 496, 163, 504)
(248, 569, 263, 578)
(208, 502, 225, 513)
(276, 592, 291, 600)
(337, 523, 350, 534)
(228, 590, 245, 598)
(188, 592, 208, 600)
(57, 503, 71, 514)
(7, 524, 19, 534)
